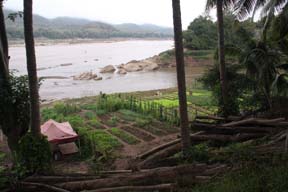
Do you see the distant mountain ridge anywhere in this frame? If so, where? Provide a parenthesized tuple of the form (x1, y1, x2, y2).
(4, 10, 173, 40)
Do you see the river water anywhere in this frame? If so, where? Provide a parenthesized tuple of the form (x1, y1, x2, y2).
(9, 40, 203, 101)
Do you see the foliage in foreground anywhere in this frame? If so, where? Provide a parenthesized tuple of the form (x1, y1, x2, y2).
(189, 162, 288, 192)
(0, 74, 30, 150)
(16, 133, 52, 176)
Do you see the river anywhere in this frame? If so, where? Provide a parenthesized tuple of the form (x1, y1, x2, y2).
(9, 40, 204, 101)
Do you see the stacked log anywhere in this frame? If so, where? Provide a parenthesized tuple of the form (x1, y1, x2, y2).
(135, 117, 288, 169)
(19, 164, 228, 192)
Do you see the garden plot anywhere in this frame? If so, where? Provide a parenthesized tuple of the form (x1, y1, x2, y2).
(41, 102, 180, 172)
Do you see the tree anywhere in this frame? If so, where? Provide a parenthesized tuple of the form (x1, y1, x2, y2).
(23, 0, 41, 137)
(183, 16, 218, 50)
(0, 0, 30, 152)
(206, 0, 236, 116)
(172, 0, 191, 155)
(234, 0, 288, 41)
(0, 0, 8, 65)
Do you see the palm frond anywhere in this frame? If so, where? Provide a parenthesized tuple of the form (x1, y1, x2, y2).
(272, 73, 288, 96)
(235, 0, 267, 20)
(206, 0, 238, 12)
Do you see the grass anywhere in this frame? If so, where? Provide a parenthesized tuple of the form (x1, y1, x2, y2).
(109, 128, 140, 145)
(187, 162, 288, 192)
(184, 50, 214, 60)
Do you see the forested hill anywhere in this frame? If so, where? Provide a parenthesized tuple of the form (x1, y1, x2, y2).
(4, 10, 173, 40)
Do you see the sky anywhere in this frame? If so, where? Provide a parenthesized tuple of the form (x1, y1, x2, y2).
(4, 0, 214, 29)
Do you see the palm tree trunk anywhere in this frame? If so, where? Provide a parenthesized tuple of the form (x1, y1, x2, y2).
(23, 0, 41, 137)
(216, 0, 228, 115)
(172, 0, 191, 155)
(0, 0, 8, 66)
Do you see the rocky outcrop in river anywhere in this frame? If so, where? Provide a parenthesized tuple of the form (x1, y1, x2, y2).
(100, 65, 116, 73)
(73, 71, 103, 81)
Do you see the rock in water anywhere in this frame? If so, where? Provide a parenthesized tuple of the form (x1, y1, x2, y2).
(73, 71, 102, 81)
(123, 63, 143, 72)
(100, 65, 116, 73)
(117, 69, 127, 75)
(144, 63, 159, 71)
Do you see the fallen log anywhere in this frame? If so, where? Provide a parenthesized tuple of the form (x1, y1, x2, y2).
(196, 115, 226, 121)
(192, 122, 279, 134)
(137, 131, 204, 160)
(80, 183, 175, 192)
(195, 115, 243, 122)
(19, 182, 71, 192)
(137, 139, 181, 160)
(57, 164, 223, 191)
(190, 133, 265, 142)
(137, 143, 182, 168)
(24, 175, 102, 184)
(221, 118, 286, 127)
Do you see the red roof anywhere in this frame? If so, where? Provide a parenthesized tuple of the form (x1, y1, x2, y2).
(41, 119, 78, 144)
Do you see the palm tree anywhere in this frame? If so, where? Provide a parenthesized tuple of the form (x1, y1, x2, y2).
(23, 0, 41, 137)
(172, 0, 191, 155)
(235, 0, 288, 41)
(206, 0, 236, 115)
(0, 0, 8, 65)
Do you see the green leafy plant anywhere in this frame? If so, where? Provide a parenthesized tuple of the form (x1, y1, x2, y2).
(106, 116, 119, 127)
(109, 128, 139, 145)
(16, 133, 52, 175)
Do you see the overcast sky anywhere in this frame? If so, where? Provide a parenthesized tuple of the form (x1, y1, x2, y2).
(4, 0, 214, 29)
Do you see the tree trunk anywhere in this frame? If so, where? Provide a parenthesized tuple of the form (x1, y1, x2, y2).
(216, 0, 228, 116)
(0, 0, 8, 66)
(23, 0, 41, 137)
(172, 0, 191, 156)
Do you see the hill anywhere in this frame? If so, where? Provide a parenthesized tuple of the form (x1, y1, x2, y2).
(4, 10, 173, 40)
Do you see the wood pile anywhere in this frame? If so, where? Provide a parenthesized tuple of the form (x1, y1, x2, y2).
(135, 116, 288, 169)
(19, 164, 228, 192)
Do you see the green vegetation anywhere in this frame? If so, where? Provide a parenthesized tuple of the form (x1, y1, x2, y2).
(183, 14, 258, 50)
(106, 116, 119, 127)
(16, 133, 52, 175)
(190, 163, 288, 192)
(76, 127, 121, 158)
(109, 128, 140, 145)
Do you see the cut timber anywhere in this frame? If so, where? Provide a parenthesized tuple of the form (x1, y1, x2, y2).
(20, 182, 71, 192)
(190, 133, 265, 142)
(81, 183, 175, 192)
(137, 131, 204, 160)
(221, 118, 286, 127)
(196, 115, 225, 121)
(137, 138, 181, 160)
(137, 143, 182, 168)
(192, 122, 279, 134)
(57, 164, 226, 191)
(24, 175, 101, 184)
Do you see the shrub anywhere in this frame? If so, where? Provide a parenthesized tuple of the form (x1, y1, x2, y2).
(16, 133, 52, 176)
